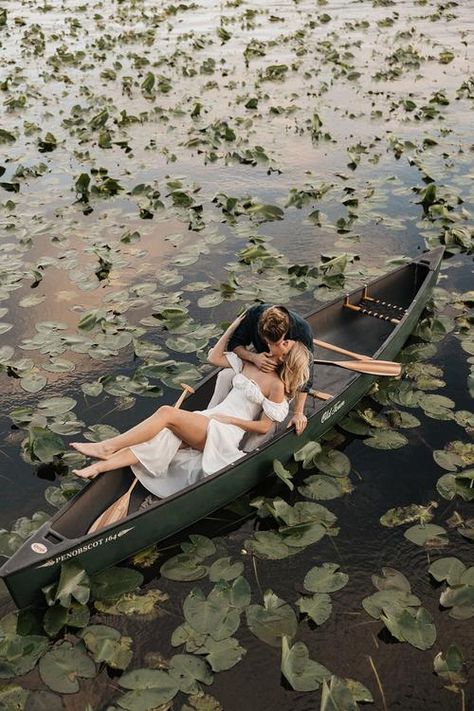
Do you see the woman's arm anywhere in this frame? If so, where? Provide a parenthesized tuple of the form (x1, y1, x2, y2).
(209, 412, 273, 435)
(208, 314, 245, 367)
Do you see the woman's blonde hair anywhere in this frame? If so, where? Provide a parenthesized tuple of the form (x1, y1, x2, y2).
(278, 342, 310, 399)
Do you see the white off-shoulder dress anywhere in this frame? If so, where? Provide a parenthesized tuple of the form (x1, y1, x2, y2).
(130, 353, 289, 498)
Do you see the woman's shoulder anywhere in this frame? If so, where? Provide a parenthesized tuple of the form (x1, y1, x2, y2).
(267, 376, 286, 403)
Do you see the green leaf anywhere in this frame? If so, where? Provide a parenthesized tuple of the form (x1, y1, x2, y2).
(246, 590, 298, 647)
(183, 588, 239, 641)
(382, 607, 436, 650)
(429, 558, 466, 585)
(43, 602, 90, 637)
(320, 676, 359, 711)
(47, 561, 90, 608)
(364, 430, 408, 449)
(169, 654, 213, 694)
(404, 524, 448, 546)
(81, 624, 133, 670)
(94, 590, 167, 616)
(433, 645, 467, 687)
(208, 557, 244, 582)
(90, 567, 143, 601)
(199, 637, 246, 672)
(304, 563, 349, 593)
(39, 641, 96, 694)
(296, 593, 332, 625)
(298, 474, 352, 500)
(273, 459, 294, 490)
(281, 636, 331, 691)
(160, 554, 208, 581)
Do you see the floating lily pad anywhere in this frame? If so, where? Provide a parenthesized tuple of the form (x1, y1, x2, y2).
(81, 624, 133, 670)
(296, 593, 332, 625)
(364, 430, 408, 449)
(38, 641, 96, 694)
(246, 590, 297, 647)
(90, 567, 144, 601)
(404, 524, 448, 547)
(304, 563, 349, 593)
(281, 636, 331, 691)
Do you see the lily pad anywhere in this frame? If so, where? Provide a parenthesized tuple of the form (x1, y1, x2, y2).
(246, 590, 297, 647)
(81, 624, 133, 670)
(281, 636, 331, 691)
(304, 563, 349, 593)
(404, 524, 448, 547)
(38, 641, 96, 694)
(90, 567, 143, 601)
(296, 593, 332, 625)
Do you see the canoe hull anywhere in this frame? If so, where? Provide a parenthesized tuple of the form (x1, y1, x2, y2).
(0, 249, 443, 608)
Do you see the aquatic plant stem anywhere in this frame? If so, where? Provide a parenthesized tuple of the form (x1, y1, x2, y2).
(252, 556, 263, 597)
(368, 655, 388, 711)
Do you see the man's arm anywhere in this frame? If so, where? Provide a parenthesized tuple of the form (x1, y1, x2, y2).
(228, 305, 277, 372)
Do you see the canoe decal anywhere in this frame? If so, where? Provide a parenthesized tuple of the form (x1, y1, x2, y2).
(321, 399, 345, 424)
(31, 543, 48, 555)
(35, 527, 135, 568)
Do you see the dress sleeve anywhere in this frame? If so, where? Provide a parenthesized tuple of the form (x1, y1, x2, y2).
(223, 351, 243, 373)
(262, 398, 289, 422)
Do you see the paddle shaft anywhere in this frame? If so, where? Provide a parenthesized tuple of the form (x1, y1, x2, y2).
(313, 338, 370, 362)
(314, 358, 401, 377)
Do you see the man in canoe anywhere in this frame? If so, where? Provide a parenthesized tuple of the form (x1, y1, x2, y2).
(70, 315, 311, 494)
(228, 304, 314, 435)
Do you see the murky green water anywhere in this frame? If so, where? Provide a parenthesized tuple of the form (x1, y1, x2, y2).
(0, 0, 473, 708)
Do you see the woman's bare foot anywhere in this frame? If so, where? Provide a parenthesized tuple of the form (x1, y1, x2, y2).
(72, 463, 102, 479)
(70, 441, 114, 459)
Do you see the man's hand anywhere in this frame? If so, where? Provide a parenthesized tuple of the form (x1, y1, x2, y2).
(253, 352, 278, 372)
(287, 412, 308, 436)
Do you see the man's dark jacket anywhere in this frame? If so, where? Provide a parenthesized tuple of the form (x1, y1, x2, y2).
(227, 304, 314, 393)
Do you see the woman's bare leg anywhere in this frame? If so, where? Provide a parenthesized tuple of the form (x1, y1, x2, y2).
(71, 407, 210, 459)
(73, 447, 139, 479)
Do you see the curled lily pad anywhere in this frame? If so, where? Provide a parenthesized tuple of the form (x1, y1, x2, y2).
(281, 636, 331, 692)
(433, 645, 467, 689)
(437, 470, 474, 502)
(321, 675, 373, 709)
(81, 625, 133, 670)
(246, 590, 297, 648)
(429, 557, 466, 586)
(183, 588, 239, 641)
(296, 593, 332, 625)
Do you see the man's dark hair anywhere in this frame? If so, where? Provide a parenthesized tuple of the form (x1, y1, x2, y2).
(258, 306, 290, 343)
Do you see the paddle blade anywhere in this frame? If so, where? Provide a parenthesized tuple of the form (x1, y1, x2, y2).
(88, 480, 137, 534)
(314, 359, 401, 377)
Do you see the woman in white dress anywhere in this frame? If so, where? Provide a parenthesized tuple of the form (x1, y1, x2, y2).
(70, 316, 311, 497)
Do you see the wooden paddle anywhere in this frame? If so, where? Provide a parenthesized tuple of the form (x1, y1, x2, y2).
(87, 382, 196, 535)
(314, 358, 401, 377)
(313, 338, 370, 362)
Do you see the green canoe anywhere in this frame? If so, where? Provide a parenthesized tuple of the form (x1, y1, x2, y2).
(0, 248, 444, 608)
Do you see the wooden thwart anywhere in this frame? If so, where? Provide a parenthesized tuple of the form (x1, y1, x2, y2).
(344, 295, 401, 325)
